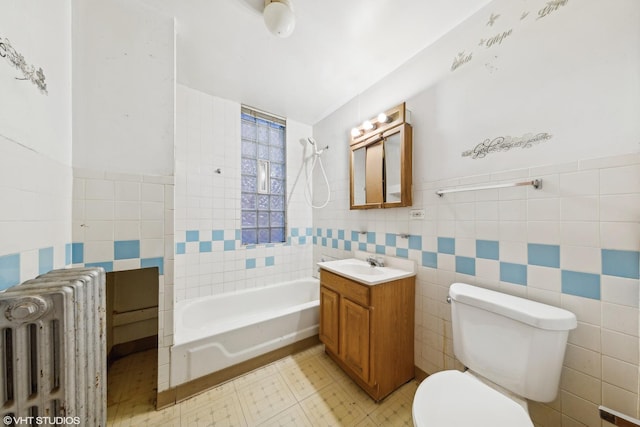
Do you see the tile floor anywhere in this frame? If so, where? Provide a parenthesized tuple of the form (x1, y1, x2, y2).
(107, 344, 417, 426)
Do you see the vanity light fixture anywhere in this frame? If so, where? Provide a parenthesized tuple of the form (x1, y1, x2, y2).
(264, 0, 296, 38)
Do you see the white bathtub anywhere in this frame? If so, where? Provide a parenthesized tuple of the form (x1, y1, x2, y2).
(170, 278, 320, 386)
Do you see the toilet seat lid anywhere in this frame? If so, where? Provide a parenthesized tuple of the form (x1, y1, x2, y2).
(413, 370, 534, 427)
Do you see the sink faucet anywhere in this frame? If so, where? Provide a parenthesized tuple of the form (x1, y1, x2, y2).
(366, 256, 384, 267)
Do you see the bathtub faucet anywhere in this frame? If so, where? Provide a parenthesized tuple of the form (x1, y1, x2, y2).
(366, 256, 384, 267)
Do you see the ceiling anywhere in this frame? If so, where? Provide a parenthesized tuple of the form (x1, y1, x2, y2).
(137, 0, 493, 125)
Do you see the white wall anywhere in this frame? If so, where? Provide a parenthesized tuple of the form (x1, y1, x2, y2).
(71, 0, 176, 392)
(72, 0, 175, 176)
(0, 0, 73, 290)
(312, 0, 640, 425)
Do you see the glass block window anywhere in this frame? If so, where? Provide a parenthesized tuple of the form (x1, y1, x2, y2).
(241, 106, 286, 245)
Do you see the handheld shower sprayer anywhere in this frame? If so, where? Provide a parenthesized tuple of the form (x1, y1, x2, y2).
(307, 137, 329, 156)
(302, 136, 331, 208)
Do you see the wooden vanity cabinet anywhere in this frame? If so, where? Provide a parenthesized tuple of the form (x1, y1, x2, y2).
(319, 269, 415, 401)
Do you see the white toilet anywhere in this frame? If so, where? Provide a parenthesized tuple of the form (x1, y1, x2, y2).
(412, 283, 577, 427)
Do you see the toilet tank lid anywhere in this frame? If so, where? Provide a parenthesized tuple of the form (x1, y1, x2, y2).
(450, 283, 577, 331)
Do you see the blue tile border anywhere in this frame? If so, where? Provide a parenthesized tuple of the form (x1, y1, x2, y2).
(500, 262, 527, 286)
(169, 225, 639, 302)
(114, 240, 140, 260)
(438, 237, 455, 255)
(562, 270, 601, 300)
(38, 247, 54, 275)
(85, 261, 113, 273)
(602, 249, 639, 279)
(456, 256, 476, 276)
(72, 242, 84, 264)
(528, 243, 560, 268)
(0, 253, 20, 291)
(422, 251, 437, 268)
(476, 240, 499, 260)
(141, 257, 164, 275)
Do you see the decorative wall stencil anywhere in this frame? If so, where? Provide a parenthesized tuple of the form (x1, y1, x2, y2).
(479, 29, 513, 49)
(538, 0, 569, 20)
(451, 51, 473, 71)
(451, 0, 571, 73)
(0, 37, 48, 94)
(487, 13, 500, 26)
(461, 133, 553, 159)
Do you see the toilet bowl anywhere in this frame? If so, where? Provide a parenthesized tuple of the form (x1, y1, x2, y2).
(412, 371, 533, 427)
(412, 283, 576, 427)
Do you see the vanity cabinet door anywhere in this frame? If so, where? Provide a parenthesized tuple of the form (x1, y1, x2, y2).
(319, 286, 340, 354)
(340, 298, 370, 383)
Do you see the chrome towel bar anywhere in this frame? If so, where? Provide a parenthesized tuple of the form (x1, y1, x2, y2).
(436, 179, 542, 197)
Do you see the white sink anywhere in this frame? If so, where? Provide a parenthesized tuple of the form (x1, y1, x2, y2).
(317, 252, 416, 286)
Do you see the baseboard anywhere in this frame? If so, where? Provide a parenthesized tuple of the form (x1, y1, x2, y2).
(155, 335, 321, 410)
(107, 335, 158, 367)
(414, 365, 428, 383)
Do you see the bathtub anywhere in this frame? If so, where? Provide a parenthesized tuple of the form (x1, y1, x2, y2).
(170, 278, 320, 386)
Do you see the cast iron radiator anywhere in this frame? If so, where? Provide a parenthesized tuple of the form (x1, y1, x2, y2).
(0, 267, 106, 426)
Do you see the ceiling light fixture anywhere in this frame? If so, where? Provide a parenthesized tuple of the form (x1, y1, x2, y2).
(264, 0, 296, 38)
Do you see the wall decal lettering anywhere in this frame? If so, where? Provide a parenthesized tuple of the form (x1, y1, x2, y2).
(538, 0, 569, 20)
(462, 133, 553, 159)
(451, 51, 473, 71)
(487, 13, 500, 27)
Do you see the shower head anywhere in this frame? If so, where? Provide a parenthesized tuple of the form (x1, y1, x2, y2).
(307, 137, 316, 145)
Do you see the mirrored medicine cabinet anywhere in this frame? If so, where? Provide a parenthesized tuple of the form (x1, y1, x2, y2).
(350, 102, 413, 209)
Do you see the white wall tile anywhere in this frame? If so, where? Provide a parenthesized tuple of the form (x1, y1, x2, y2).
(600, 222, 640, 251)
(600, 194, 640, 222)
(559, 170, 599, 196)
(561, 197, 599, 221)
(528, 198, 560, 221)
(561, 222, 599, 247)
(528, 221, 561, 245)
(601, 275, 639, 308)
(602, 355, 639, 394)
(85, 200, 115, 221)
(115, 181, 140, 201)
(527, 265, 561, 292)
(498, 200, 527, 221)
(115, 201, 140, 220)
(499, 240, 527, 264)
(85, 179, 114, 200)
(601, 329, 639, 365)
(600, 164, 640, 195)
(84, 240, 112, 263)
(561, 246, 601, 274)
(602, 302, 638, 337)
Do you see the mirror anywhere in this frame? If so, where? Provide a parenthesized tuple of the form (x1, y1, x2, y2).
(349, 103, 412, 209)
(353, 147, 366, 205)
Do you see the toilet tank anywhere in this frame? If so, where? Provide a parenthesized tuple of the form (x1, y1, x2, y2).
(449, 283, 577, 402)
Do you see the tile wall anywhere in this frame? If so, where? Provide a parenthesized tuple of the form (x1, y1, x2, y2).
(0, 137, 72, 291)
(71, 167, 175, 392)
(173, 85, 313, 302)
(314, 153, 640, 427)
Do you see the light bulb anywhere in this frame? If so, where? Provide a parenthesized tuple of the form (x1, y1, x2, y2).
(363, 120, 375, 130)
(377, 113, 390, 123)
(351, 128, 362, 138)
